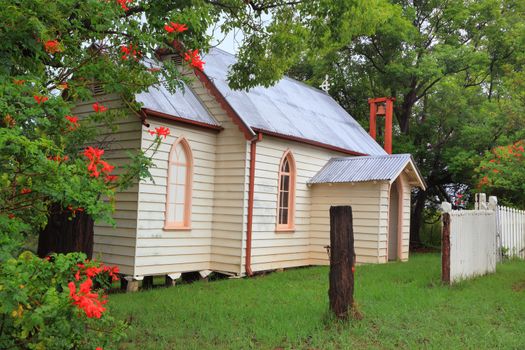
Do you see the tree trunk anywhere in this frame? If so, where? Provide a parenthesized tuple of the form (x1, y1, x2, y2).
(328, 206, 355, 320)
(37, 204, 94, 258)
(410, 189, 427, 249)
(395, 87, 418, 135)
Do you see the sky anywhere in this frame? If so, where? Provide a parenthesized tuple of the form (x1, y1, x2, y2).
(209, 26, 243, 54)
(210, 26, 242, 54)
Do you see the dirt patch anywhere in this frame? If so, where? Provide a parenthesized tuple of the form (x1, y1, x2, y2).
(512, 280, 525, 292)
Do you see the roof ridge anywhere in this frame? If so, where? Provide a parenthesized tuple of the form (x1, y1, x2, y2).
(208, 48, 337, 98)
(331, 154, 411, 161)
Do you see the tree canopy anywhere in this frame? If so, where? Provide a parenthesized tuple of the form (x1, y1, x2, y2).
(289, 0, 525, 244)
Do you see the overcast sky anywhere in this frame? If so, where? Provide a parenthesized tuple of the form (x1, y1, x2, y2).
(208, 24, 243, 54)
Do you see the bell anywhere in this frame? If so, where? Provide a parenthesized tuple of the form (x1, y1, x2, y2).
(376, 103, 386, 115)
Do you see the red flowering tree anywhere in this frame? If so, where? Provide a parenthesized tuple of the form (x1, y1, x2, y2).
(0, 252, 126, 349)
(476, 141, 525, 207)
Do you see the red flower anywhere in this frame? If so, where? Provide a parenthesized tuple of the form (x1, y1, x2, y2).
(84, 146, 104, 160)
(184, 49, 205, 71)
(83, 147, 116, 178)
(105, 174, 119, 183)
(13, 79, 25, 85)
(34, 95, 49, 104)
(116, 0, 132, 11)
(44, 40, 61, 54)
(68, 278, 107, 319)
(92, 103, 108, 113)
(456, 194, 463, 198)
(101, 265, 120, 281)
(120, 44, 141, 61)
(148, 126, 171, 139)
(85, 266, 103, 278)
(21, 188, 31, 194)
(164, 22, 188, 33)
(84, 147, 105, 178)
(65, 115, 79, 130)
(96, 348, 103, 350)
(99, 160, 115, 174)
(8, 214, 15, 219)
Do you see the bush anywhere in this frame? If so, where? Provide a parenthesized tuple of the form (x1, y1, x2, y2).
(0, 251, 125, 350)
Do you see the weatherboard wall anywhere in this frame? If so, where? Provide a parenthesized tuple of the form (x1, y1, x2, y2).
(188, 77, 250, 275)
(400, 174, 411, 261)
(248, 135, 345, 272)
(310, 182, 385, 264)
(73, 94, 142, 275)
(133, 117, 218, 276)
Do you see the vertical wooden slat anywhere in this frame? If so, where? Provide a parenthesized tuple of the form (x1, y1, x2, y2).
(442, 212, 451, 285)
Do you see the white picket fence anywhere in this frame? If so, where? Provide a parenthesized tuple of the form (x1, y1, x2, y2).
(497, 205, 525, 260)
(442, 200, 497, 283)
(441, 195, 525, 284)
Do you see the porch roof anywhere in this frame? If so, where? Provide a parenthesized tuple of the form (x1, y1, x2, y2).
(308, 154, 426, 189)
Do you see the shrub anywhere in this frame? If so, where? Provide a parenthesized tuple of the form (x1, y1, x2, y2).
(0, 251, 125, 350)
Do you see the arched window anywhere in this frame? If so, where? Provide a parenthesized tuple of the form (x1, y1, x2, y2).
(164, 137, 192, 230)
(276, 150, 295, 231)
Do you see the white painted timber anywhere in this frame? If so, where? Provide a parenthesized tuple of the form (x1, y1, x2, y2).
(497, 205, 525, 260)
(448, 208, 497, 283)
(73, 94, 141, 275)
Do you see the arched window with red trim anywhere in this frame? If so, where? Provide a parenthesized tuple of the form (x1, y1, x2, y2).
(276, 150, 295, 231)
(164, 137, 192, 230)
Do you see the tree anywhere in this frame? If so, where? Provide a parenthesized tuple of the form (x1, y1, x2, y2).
(0, 0, 395, 255)
(288, 0, 525, 246)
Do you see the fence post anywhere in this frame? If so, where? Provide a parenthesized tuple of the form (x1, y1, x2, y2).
(328, 206, 355, 320)
(441, 202, 452, 285)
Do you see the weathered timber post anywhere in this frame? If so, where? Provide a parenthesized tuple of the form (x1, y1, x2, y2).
(441, 202, 452, 285)
(328, 206, 355, 320)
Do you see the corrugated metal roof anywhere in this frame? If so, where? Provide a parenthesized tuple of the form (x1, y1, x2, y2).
(201, 48, 386, 156)
(136, 60, 219, 126)
(309, 154, 418, 184)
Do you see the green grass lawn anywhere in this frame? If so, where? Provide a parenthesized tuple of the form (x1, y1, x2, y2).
(110, 254, 525, 349)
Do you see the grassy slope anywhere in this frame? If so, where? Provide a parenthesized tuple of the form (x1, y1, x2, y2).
(110, 254, 525, 349)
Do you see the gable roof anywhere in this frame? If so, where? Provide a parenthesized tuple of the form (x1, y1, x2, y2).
(136, 80, 220, 128)
(202, 49, 386, 156)
(137, 49, 386, 155)
(308, 154, 426, 189)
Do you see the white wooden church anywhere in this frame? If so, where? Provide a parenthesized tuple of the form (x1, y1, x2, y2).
(74, 48, 425, 287)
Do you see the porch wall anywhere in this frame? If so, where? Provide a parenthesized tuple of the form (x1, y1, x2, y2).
(310, 182, 386, 264)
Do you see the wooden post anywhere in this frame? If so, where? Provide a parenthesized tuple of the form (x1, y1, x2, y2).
(142, 276, 154, 289)
(441, 202, 452, 285)
(165, 273, 181, 287)
(120, 276, 128, 291)
(328, 206, 355, 320)
(124, 276, 141, 293)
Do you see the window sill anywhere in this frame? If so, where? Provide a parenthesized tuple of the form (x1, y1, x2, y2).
(163, 225, 191, 231)
(275, 227, 295, 233)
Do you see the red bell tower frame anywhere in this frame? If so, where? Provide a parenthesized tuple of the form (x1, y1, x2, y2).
(368, 97, 395, 154)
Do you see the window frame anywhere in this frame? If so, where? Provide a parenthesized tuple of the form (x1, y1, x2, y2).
(276, 150, 296, 232)
(164, 137, 193, 230)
